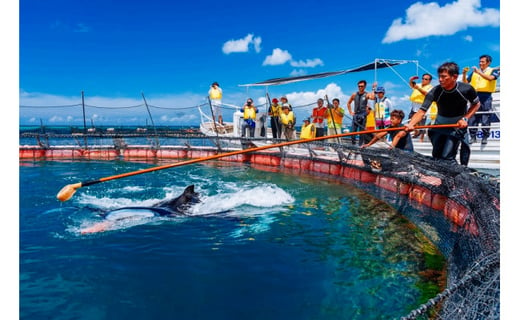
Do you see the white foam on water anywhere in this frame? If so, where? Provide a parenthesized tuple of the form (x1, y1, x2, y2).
(187, 184, 294, 216)
(72, 183, 294, 236)
(76, 193, 163, 210)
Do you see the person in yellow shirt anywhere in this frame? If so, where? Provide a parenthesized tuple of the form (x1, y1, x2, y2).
(365, 105, 376, 131)
(280, 104, 296, 140)
(408, 74, 434, 138)
(208, 82, 223, 125)
(240, 98, 258, 138)
(462, 54, 499, 144)
(326, 98, 344, 143)
(268, 98, 282, 138)
(300, 118, 316, 139)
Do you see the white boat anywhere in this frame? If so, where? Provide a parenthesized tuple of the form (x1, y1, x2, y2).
(199, 59, 500, 171)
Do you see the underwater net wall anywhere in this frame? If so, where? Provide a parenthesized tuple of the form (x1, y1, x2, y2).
(19, 132, 500, 319)
(320, 141, 500, 320)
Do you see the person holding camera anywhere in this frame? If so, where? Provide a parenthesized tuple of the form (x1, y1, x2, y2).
(462, 54, 500, 145)
(408, 73, 433, 138)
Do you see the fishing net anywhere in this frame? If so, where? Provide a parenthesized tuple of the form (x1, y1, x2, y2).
(291, 138, 500, 320)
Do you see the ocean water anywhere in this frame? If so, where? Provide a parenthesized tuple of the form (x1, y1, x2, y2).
(19, 159, 445, 320)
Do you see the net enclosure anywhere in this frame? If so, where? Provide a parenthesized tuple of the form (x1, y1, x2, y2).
(301, 140, 500, 320)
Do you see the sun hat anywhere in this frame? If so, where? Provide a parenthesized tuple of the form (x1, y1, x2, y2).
(272, 98, 279, 103)
(375, 86, 385, 93)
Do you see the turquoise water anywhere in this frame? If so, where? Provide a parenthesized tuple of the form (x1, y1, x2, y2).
(20, 160, 444, 319)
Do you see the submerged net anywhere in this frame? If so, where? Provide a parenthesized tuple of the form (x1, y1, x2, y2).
(297, 139, 500, 320)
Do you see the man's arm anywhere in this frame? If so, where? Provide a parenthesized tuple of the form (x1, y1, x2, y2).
(404, 109, 426, 131)
(458, 102, 480, 128)
(361, 131, 387, 148)
(391, 131, 407, 148)
(347, 94, 355, 115)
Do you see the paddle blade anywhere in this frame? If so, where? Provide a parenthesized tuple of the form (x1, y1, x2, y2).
(56, 183, 82, 202)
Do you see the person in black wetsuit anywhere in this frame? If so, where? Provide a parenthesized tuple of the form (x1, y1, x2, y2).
(405, 62, 480, 165)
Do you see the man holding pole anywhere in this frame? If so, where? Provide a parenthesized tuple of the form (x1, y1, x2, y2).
(405, 62, 480, 165)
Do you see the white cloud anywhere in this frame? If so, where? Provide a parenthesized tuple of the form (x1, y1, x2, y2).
(290, 58, 324, 68)
(222, 34, 262, 54)
(253, 36, 262, 53)
(262, 48, 292, 66)
(275, 83, 349, 121)
(289, 69, 307, 77)
(263, 49, 324, 75)
(382, 0, 499, 43)
(463, 35, 473, 42)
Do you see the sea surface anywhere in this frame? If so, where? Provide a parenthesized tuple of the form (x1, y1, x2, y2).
(19, 159, 446, 320)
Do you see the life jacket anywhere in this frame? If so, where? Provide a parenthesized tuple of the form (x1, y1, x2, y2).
(365, 109, 375, 129)
(270, 104, 281, 117)
(280, 111, 295, 125)
(243, 106, 256, 120)
(354, 92, 368, 113)
(410, 83, 433, 103)
(427, 102, 438, 120)
(300, 123, 316, 139)
(209, 87, 222, 100)
(470, 67, 497, 93)
(375, 97, 390, 121)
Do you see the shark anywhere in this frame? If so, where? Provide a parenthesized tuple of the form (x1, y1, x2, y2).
(80, 185, 203, 234)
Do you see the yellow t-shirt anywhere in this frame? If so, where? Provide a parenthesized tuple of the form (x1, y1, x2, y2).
(326, 107, 344, 128)
(365, 110, 375, 129)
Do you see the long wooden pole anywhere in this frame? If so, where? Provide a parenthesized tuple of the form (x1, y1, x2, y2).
(56, 124, 457, 202)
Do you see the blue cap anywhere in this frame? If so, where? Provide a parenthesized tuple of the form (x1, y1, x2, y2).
(375, 86, 385, 93)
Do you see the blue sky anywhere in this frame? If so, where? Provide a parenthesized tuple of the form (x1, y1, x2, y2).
(17, 0, 503, 127)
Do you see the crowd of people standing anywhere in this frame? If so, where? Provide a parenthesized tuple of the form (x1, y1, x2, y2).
(209, 55, 498, 166)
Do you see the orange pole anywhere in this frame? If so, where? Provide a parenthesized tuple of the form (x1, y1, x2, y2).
(56, 124, 457, 201)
